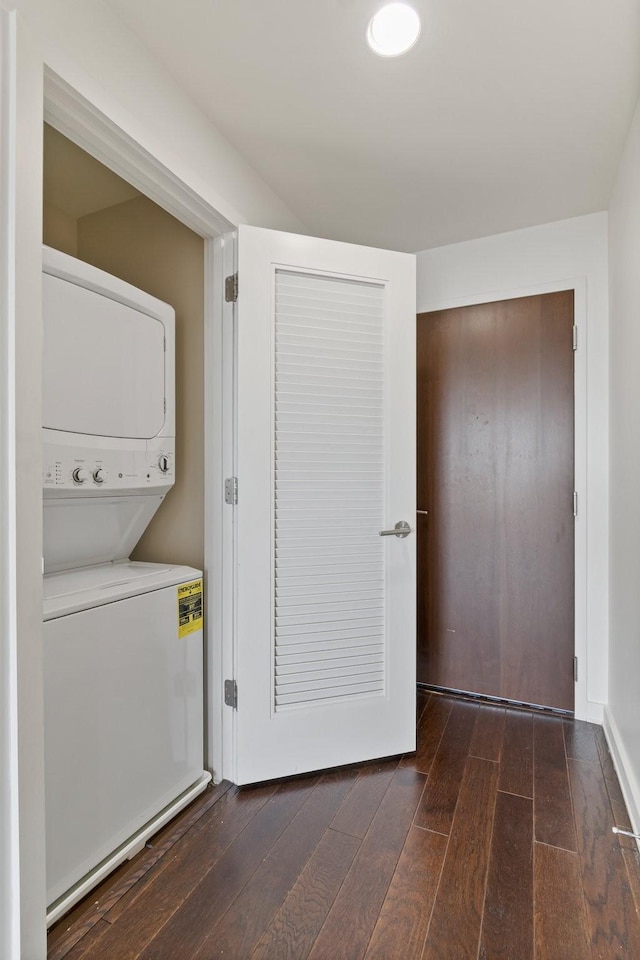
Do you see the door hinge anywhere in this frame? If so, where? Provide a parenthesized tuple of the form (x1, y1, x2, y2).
(573, 656, 578, 682)
(573, 491, 578, 517)
(225, 273, 238, 303)
(225, 477, 238, 505)
(224, 679, 238, 709)
(572, 325, 578, 351)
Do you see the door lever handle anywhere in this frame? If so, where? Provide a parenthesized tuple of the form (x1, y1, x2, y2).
(379, 521, 412, 539)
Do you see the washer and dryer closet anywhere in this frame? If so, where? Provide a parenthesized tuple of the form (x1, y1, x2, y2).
(42, 125, 208, 922)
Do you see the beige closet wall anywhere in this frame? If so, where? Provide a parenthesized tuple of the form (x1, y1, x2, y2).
(43, 202, 77, 256)
(76, 196, 205, 570)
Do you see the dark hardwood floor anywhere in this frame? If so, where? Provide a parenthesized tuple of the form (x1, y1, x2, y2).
(48, 691, 640, 960)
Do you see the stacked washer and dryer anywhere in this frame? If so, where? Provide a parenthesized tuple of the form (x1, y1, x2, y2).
(42, 246, 210, 922)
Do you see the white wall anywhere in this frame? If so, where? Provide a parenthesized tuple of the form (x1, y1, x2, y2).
(14, 0, 306, 233)
(606, 94, 640, 832)
(416, 212, 610, 722)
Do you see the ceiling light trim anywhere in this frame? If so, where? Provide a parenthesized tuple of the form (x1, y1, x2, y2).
(366, 3, 421, 58)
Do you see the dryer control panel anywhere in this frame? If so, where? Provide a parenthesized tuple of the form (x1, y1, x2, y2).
(43, 439, 175, 496)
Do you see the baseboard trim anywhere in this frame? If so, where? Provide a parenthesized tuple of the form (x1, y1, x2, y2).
(586, 700, 604, 724)
(603, 705, 640, 852)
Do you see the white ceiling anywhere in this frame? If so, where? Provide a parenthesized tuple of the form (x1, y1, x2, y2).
(106, 0, 640, 252)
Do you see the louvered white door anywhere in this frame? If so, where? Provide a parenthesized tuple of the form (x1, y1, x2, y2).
(234, 225, 416, 785)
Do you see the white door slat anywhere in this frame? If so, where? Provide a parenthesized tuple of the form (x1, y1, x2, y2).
(275, 300, 384, 323)
(275, 501, 382, 513)
(276, 542, 380, 556)
(277, 359, 383, 379)
(276, 519, 381, 532)
(277, 311, 382, 326)
(274, 548, 381, 562)
(276, 452, 383, 465)
(276, 510, 382, 516)
(277, 422, 382, 437)
(276, 458, 380, 468)
(277, 348, 384, 368)
(275, 599, 383, 619)
(276, 561, 382, 578)
(276, 368, 384, 389)
(277, 281, 384, 301)
(276, 296, 384, 318)
(276, 273, 382, 296)
(276, 541, 382, 556)
(276, 501, 381, 513)
(277, 341, 383, 362)
(276, 365, 383, 384)
(276, 479, 384, 490)
(274, 636, 385, 657)
(276, 570, 384, 580)
(276, 472, 383, 483)
(276, 668, 384, 693)
(276, 354, 383, 372)
(276, 648, 383, 668)
(275, 533, 381, 547)
(276, 545, 382, 560)
(276, 497, 382, 523)
(276, 583, 384, 601)
(275, 564, 381, 578)
(275, 680, 384, 708)
(276, 451, 383, 464)
(277, 328, 383, 351)
(275, 625, 384, 646)
(276, 566, 384, 585)
(276, 607, 384, 628)
(277, 411, 383, 423)
(276, 319, 383, 341)
(277, 387, 384, 405)
(276, 399, 383, 417)
(277, 281, 384, 304)
(275, 592, 384, 612)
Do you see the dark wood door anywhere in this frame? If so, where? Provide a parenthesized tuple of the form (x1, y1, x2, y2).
(417, 292, 575, 711)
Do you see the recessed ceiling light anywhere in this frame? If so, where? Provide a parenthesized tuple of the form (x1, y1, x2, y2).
(367, 3, 421, 58)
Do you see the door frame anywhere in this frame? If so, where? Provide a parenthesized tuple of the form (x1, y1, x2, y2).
(43, 74, 237, 777)
(418, 279, 588, 721)
(0, 12, 23, 957)
(2, 17, 238, 951)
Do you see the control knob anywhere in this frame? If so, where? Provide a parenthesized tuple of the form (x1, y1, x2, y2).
(158, 455, 170, 474)
(93, 468, 106, 484)
(72, 467, 90, 484)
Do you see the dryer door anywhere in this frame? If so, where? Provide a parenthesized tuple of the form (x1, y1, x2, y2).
(43, 274, 166, 440)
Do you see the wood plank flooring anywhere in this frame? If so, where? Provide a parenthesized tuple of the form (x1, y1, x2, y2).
(48, 691, 640, 960)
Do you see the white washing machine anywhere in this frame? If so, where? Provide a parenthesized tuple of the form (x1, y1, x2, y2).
(42, 247, 209, 923)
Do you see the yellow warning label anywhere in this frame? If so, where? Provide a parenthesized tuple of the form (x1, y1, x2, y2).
(178, 579, 203, 638)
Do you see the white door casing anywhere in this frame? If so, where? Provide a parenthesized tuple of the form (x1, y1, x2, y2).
(233, 225, 416, 785)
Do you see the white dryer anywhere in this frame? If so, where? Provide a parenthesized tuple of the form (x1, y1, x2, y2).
(42, 247, 209, 923)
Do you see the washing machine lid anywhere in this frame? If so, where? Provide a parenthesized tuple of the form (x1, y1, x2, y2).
(43, 561, 203, 620)
(43, 273, 167, 440)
